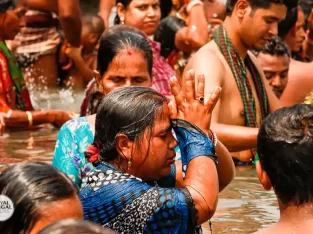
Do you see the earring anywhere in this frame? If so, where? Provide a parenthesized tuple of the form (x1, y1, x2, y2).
(120, 17, 125, 25)
(127, 159, 132, 170)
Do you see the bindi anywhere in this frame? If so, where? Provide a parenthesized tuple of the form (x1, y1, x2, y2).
(127, 50, 133, 56)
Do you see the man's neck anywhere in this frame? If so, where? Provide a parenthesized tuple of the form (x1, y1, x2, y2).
(279, 202, 313, 224)
(223, 17, 248, 58)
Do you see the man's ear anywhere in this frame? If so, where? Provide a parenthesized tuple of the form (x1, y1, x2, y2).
(256, 161, 272, 191)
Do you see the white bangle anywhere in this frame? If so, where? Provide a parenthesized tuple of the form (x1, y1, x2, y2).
(186, 0, 203, 13)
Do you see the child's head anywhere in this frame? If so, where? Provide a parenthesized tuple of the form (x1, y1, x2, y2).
(257, 104, 313, 207)
(81, 15, 105, 48)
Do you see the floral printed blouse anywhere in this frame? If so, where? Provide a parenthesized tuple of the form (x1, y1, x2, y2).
(52, 117, 95, 187)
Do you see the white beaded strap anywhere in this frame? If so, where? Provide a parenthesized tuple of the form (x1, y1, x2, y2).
(186, 0, 203, 13)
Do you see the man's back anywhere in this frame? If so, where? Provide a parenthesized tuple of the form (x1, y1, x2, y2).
(280, 59, 313, 106)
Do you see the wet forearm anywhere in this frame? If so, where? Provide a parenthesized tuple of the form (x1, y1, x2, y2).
(22, 0, 58, 12)
(184, 157, 218, 224)
(72, 56, 94, 82)
(5, 110, 53, 128)
(58, 0, 82, 47)
(211, 123, 258, 152)
(99, 0, 115, 28)
(215, 141, 235, 191)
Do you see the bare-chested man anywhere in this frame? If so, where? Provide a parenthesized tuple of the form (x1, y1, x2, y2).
(278, 7, 313, 106)
(185, 0, 297, 164)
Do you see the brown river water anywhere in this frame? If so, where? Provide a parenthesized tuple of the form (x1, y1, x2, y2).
(0, 127, 279, 234)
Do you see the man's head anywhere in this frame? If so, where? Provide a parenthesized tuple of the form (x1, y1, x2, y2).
(226, 0, 298, 50)
(279, 7, 305, 53)
(257, 104, 313, 207)
(256, 36, 290, 98)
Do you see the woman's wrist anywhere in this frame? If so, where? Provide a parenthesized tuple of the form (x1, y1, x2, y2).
(172, 119, 217, 165)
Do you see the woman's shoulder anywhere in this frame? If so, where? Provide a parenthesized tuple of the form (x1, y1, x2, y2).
(60, 116, 91, 134)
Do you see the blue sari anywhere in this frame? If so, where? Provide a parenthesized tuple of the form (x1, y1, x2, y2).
(80, 162, 200, 233)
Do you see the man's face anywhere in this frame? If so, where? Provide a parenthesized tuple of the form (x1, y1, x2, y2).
(258, 53, 290, 98)
(239, 2, 287, 50)
(290, 8, 306, 52)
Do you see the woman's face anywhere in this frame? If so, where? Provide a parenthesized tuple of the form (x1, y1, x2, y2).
(128, 103, 178, 181)
(118, 0, 161, 36)
(96, 49, 152, 95)
(28, 195, 83, 234)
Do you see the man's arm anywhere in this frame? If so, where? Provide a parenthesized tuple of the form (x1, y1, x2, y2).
(58, 0, 82, 47)
(99, 0, 115, 29)
(185, 48, 258, 152)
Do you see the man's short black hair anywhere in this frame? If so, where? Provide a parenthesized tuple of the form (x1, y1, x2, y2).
(226, 0, 298, 15)
(258, 104, 313, 206)
(257, 36, 290, 57)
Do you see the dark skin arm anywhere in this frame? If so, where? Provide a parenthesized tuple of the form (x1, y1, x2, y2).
(99, 0, 115, 29)
(175, 140, 235, 192)
(5, 110, 73, 129)
(169, 70, 234, 224)
(175, 4, 208, 53)
(65, 46, 94, 83)
(57, 0, 82, 47)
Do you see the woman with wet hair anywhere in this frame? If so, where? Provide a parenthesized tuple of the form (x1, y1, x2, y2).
(0, 162, 83, 234)
(53, 26, 154, 187)
(80, 72, 235, 233)
(39, 219, 115, 234)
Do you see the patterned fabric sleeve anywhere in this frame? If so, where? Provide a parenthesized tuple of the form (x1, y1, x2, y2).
(144, 186, 197, 233)
(52, 123, 82, 186)
(81, 168, 198, 234)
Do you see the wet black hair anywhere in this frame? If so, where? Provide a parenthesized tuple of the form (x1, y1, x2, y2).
(278, 7, 299, 39)
(154, 16, 185, 58)
(226, 0, 298, 15)
(85, 86, 166, 163)
(258, 104, 313, 205)
(0, 162, 78, 234)
(39, 219, 115, 234)
(257, 36, 290, 57)
(97, 25, 153, 77)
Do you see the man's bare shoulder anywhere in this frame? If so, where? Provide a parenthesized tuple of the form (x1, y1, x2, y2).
(186, 41, 224, 71)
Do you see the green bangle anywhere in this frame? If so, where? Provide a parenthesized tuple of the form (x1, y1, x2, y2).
(254, 153, 260, 165)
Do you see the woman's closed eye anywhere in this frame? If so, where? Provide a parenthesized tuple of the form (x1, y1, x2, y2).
(132, 77, 149, 84)
(110, 76, 125, 84)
